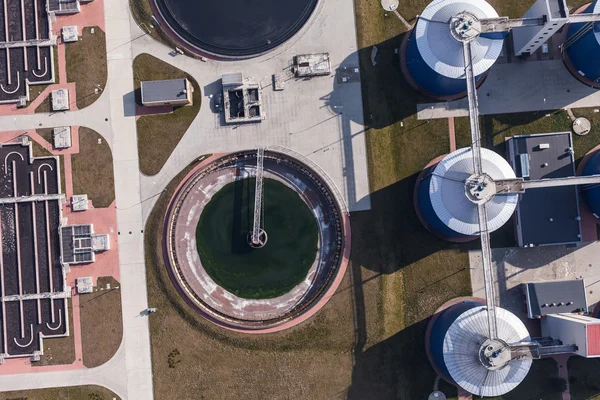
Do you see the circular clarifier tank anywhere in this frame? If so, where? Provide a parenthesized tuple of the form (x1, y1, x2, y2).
(152, 0, 319, 58)
(196, 178, 319, 299)
(164, 150, 349, 332)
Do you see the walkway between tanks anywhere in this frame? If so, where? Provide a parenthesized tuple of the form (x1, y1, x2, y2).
(0, 0, 154, 398)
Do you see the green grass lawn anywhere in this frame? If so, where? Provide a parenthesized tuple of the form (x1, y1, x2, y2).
(567, 357, 600, 400)
(80, 277, 123, 368)
(133, 54, 202, 176)
(196, 178, 318, 299)
(71, 128, 115, 207)
(65, 27, 107, 109)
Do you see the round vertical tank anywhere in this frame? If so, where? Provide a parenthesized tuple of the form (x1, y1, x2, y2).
(565, 1, 600, 88)
(416, 148, 518, 240)
(402, 0, 505, 99)
(429, 301, 532, 397)
(582, 150, 600, 217)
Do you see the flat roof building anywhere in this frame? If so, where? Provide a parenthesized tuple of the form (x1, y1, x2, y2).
(221, 73, 264, 124)
(141, 78, 193, 106)
(53, 126, 72, 149)
(507, 132, 582, 247)
(524, 279, 587, 318)
(51, 89, 70, 111)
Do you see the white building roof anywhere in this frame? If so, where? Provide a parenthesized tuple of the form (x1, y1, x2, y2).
(51, 89, 69, 111)
(62, 26, 78, 43)
(429, 147, 518, 235)
(415, 0, 504, 78)
(53, 126, 72, 149)
(443, 306, 532, 397)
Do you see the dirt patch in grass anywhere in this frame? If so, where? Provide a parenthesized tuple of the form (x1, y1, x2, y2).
(65, 27, 107, 109)
(33, 301, 76, 366)
(133, 53, 202, 176)
(34, 95, 51, 113)
(71, 128, 115, 207)
(80, 277, 123, 368)
(29, 140, 53, 158)
(36, 128, 54, 144)
(0, 385, 120, 400)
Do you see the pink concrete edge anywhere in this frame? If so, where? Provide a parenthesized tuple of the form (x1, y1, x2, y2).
(160, 152, 351, 334)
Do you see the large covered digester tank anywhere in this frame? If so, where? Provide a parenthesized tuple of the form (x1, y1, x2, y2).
(403, 0, 505, 99)
(582, 150, 600, 217)
(565, 1, 600, 87)
(428, 300, 533, 397)
(416, 148, 518, 240)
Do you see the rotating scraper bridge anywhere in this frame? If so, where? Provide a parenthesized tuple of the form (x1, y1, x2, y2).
(163, 149, 349, 332)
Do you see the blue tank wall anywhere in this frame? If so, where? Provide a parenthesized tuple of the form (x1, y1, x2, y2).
(405, 30, 484, 97)
(582, 151, 600, 217)
(417, 167, 473, 239)
(429, 300, 484, 384)
(566, 1, 600, 84)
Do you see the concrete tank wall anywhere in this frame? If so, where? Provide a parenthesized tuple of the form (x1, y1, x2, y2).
(566, 1, 600, 85)
(405, 31, 485, 97)
(417, 164, 475, 239)
(428, 300, 485, 384)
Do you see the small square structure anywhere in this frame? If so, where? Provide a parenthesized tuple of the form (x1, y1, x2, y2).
(221, 73, 264, 124)
(293, 53, 331, 77)
(140, 79, 193, 106)
(71, 194, 88, 211)
(51, 89, 69, 111)
(53, 126, 72, 149)
(91, 234, 110, 251)
(62, 26, 78, 43)
(76, 277, 93, 294)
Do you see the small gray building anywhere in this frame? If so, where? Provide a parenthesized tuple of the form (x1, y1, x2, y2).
(141, 78, 193, 107)
(507, 132, 582, 247)
(524, 279, 587, 319)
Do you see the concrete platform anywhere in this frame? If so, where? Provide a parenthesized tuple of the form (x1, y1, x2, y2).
(417, 59, 600, 120)
(134, 0, 370, 216)
(469, 242, 600, 322)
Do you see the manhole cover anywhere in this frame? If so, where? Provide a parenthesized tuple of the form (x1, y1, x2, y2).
(573, 117, 591, 136)
(428, 391, 447, 400)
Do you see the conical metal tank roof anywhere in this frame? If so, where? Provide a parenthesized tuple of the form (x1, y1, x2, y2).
(443, 306, 532, 397)
(415, 0, 504, 79)
(429, 148, 518, 236)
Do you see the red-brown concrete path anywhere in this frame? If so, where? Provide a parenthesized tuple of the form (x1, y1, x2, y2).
(448, 117, 456, 152)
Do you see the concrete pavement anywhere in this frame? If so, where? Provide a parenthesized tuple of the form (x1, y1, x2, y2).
(417, 60, 600, 120)
(469, 242, 600, 319)
(130, 0, 371, 221)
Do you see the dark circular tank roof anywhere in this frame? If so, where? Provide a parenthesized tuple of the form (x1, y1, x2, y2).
(154, 0, 319, 57)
